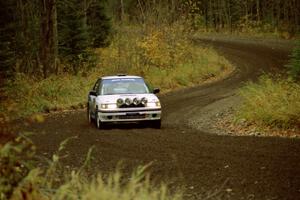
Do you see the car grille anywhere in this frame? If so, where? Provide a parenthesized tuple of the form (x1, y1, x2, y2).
(119, 103, 145, 108)
(119, 114, 146, 119)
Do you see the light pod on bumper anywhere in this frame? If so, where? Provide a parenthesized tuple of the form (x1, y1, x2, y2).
(141, 97, 148, 106)
(125, 98, 132, 106)
(133, 98, 140, 106)
(117, 98, 124, 107)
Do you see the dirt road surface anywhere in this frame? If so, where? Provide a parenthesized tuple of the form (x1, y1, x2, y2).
(23, 38, 300, 200)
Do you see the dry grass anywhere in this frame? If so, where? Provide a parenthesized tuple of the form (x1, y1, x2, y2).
(1, 136, 182, 200)
(1, 74, 94, 119)
(10, 165, 182, 200)
(236, 75, 300, 129)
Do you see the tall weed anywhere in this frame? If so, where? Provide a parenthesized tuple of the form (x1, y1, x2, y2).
(1, 73, 95, 119)
(236, 75, 300, 128)
(1, 137, 182, 200)
(286, 40, 300, 80)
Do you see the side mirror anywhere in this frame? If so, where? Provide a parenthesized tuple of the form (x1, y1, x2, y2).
(89, 90, 97, 96)
(153, 88, 160, 94)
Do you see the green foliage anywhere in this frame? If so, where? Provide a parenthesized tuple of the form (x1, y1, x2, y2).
(0, 136, 35, 199)
(0, 0, 40, 75)
(0, 0, 16, 74)
(57, 0, 90, 74)
(0, 0, 111, 76)
(87, 0, 111, 48)
(57, 0, 112, 74)
(286, 40, 300, 80)
(236, 75, 300, 128)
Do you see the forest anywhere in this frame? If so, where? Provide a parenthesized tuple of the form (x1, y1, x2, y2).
(1, 0, 299, 78)
(1, 1, 300, 200)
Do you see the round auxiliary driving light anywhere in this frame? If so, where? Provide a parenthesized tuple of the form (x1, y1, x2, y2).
(116, 98, 124, 107)
(141, 97, 148, 105)
(125, 98, 132, 106)
(133, 98, 140, 105)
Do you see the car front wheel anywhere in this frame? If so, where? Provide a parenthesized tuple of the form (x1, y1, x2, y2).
(87, 104, 93, 124)
(95, 110, 104, 129)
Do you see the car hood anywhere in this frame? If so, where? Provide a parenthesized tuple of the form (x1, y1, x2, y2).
(96, 94, 160, 104)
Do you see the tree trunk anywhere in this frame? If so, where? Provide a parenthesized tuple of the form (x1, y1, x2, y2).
(120, 0, 125, 22)
(256, 0, 260, 22)
(295, 0, 299, 32)
(39, 0, 57, 78)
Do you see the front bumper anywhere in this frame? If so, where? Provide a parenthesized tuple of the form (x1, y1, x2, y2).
(98, 108, 161, 122)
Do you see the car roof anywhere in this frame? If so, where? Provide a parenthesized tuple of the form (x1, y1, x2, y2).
(101, 75, 143, 80)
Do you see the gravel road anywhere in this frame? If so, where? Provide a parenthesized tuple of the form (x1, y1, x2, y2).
(23, 37, 300, 200)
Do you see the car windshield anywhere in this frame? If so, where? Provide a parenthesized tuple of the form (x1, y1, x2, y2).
(101, 78, 150, 95)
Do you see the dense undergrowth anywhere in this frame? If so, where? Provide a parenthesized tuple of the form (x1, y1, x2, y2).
(0, 24, 232, 120)
(236, 76, 300, 130)
(0, 136, 182, 200)
(234, 41, 300, 133)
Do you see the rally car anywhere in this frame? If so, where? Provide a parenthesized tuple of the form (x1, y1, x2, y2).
(87, 75, 162, 129)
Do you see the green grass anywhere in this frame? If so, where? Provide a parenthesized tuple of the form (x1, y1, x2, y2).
(1, 74, 95, 119)
(236, 75, 300, 129)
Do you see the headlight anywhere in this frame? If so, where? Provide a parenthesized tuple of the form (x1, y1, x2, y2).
(100, 104, 108, 109)
(100, 104, 117, 109)
(147, 101, 161, 108)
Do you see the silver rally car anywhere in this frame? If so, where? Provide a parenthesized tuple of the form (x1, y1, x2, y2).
(87, 75, 162, 129)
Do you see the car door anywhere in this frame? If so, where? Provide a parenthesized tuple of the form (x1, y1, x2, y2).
(89, 79, 101, 116)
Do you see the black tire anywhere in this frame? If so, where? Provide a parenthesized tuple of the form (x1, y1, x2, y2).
(87, 103, 93, 124)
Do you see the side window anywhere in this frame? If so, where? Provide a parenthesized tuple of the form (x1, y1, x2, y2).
(93, 79, 100, 92)
(145, 81, 153, 93)
(96, 80, 102, 95)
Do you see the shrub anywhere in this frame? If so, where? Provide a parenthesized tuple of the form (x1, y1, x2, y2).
(236, 75, 300, 128)
(1, 73, 95, 119)
(0, 136, 35, 199)
(286, 40, 300, 80)
(97, 23, 223, 71)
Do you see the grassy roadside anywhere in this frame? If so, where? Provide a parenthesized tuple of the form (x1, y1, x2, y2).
(218, 40, 300, 138)
(0, 25, 233, 121)
(217, 75, 300, 138)
(236, 76, 300, 128)
(239, 76, 300, 137)
(208, 36, 300, 138)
